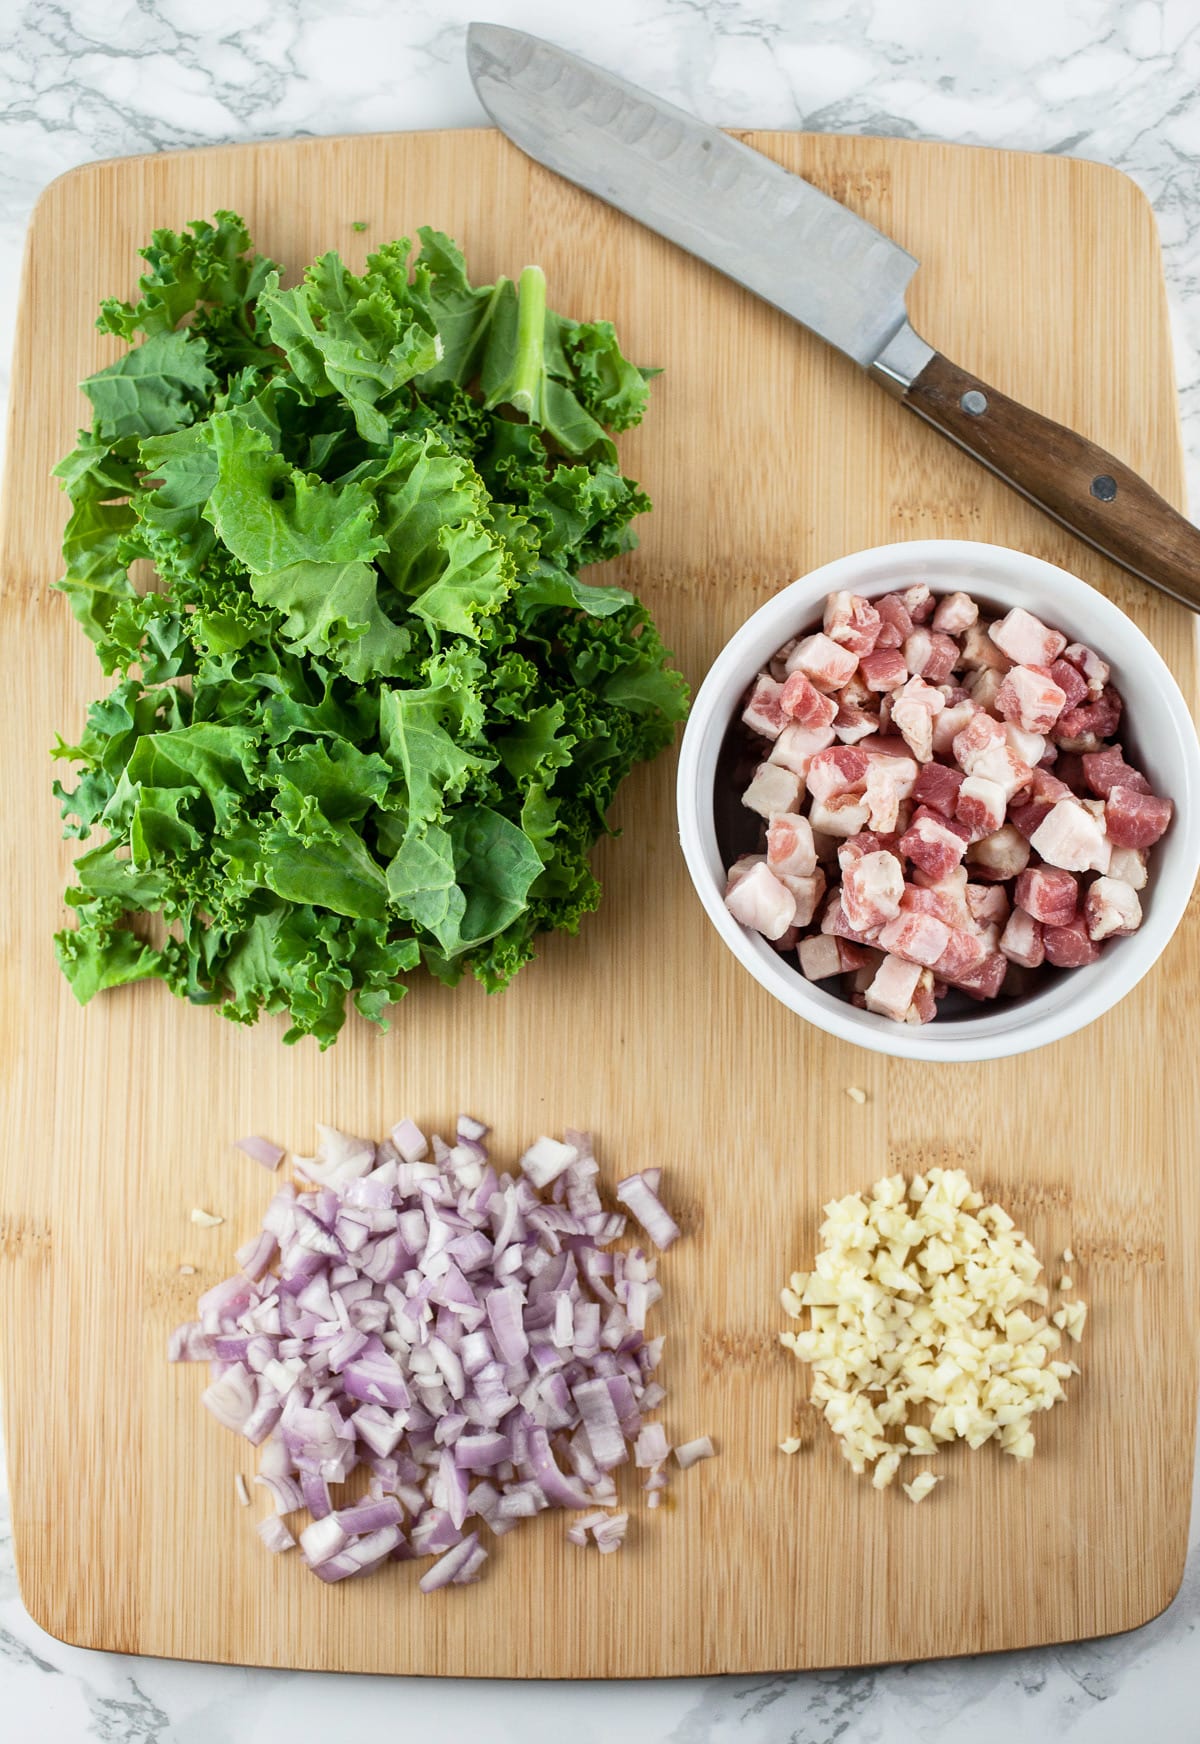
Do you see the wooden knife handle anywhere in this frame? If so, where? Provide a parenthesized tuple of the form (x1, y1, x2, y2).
(904, 350, 1200, 614)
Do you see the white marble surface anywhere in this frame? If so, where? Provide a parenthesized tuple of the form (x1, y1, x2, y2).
(2, 1, 1199, 1737)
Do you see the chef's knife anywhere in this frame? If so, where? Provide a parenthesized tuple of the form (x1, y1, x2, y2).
(467, 23, 1200, 615)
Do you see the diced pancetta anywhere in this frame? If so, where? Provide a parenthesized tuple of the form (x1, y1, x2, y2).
(899, 809, 969, 881)
(932, 926, 987, 984)
(931, 590, 979, 635)
(780, 670, 839, 731)
(1003, 722, 1046, 768)
(953, 952, 1009, 1000)
(1062, 642, 1110, 698)
(785, 632, 860, 691)
(899, 583, 934, 623)
(877, 910, 952, 968)
(1054, 686, 1122, 748)
(1042, 918, 1102, 968)
(808, 794, 872, 838)
(823, 591, 882, 656)
(778, 868, 827, 928)
(952, 710, 1007, 774)
(1014, 866, 1079, 928)
(864, 954, 924, 1021)
(724, 861, 796, 940)
(1105, 785, 1173, 848)
(841, 850, 905, 932)
(912, 760, 965, 818)
(742, 761, 803, 818)
(967, 668, 1006, 712)
(833, 702, 882, 745)
(955, 776, 1007, 840)
(930, 699, 978, 758)
(959, 620, 1010, 672)
(806, 745, 871, 804)
(1048, 658, 1088, 709)
(768, 721, 837, 777)
(1084, 876, 1143, 941)
(989, 606, 1067, 667)
(767, 812, 817, 876)
(859, 647, 909, 692)
(1029, 799, 1111, 874)
(965, 824, 1030, 882)
(965, 882, 1011, 928)
(1081, 746, 1150, 798)
(1108, 844, 1148, 890)
(994, 664, 1068, 734)
(906, 968, 939, 1024)
(875, 593, 914, 644)
(863, 754, 919, 832)
(723, 853, 765, 892)
(798, 933, 841, 981)
(890, 675, 946, 763)
(1000, 907, 1045, 968)
(969, 742, 1034, 801)
(741, 674, 789, 739)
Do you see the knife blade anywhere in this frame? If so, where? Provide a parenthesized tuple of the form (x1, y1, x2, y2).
(468, 23, 1200, 616)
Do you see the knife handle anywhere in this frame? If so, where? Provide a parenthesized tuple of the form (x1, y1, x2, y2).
(903, 351, 1200, 614)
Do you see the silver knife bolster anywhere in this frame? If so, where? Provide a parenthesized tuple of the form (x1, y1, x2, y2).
(867, 322, 937, 397)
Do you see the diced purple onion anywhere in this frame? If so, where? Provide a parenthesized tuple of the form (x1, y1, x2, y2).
(236, 1135, 286, 1172)
(615, 1173, 682, 1251)
(674, 1435, 716, 1469)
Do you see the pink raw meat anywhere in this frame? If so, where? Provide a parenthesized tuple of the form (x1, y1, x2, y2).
(1000, 908, 1045, 969)
(834, 702, 882, 745)
(842, 850, 905, 932)
(1043, 918, 1102, 968)
(932, 590, 979, 635)
(778, 868, 827, 927)
(766, 813, 817, 876)
(952, 710, 1007, 773)
(966, 824, 1031, 882)
(891, 674, 946, 763)
(786, 632, 860, 691)
(933, 927, 988, 984)
(1105, 785, 1173, 848)
(875, 594, 914, 644)
(1054, 687, 1122, 745)
(989, 607, 1068, 667)
(768, 722, 837, 777)
(859, 647, 909, 692)
(994, 665, 1068, 734)
(1062, 642, 1110, 697)
(953, 952, 1008, 1000)
(864, 754, 919, 832)
(780, 670, 839, 731)
(931, 700, 979, 758)
(864, 954, 924, 1021)
(1081, 747, 1151, 798)
(724, 861, 796, 939)
(1049, 658, 1088, 709)
(742, 674, 788, 739)
(955, 776, 1007, 839)
(912, 761, 965, 818)
(742, 761, 803, 818)
(823, 591, 882, 656)
(798, 934, 841, 981)
(877, 910, 952, 967)
(899, 809, 970, 880)
(806, 745, 871, 804)
(1015, 866, 1079, 928)
(966, 883, 1011, 928)
(1084, 876, 1143, 941)
(900, 584, 935, 623)
(1030, 799, 1111, 873)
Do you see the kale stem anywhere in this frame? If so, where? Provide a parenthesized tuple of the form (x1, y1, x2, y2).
(508, 265, 547, 418)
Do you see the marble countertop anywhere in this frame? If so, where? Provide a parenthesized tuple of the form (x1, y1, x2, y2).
(2, 2, 1198, 1738)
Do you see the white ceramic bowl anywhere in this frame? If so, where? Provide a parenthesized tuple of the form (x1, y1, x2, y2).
(677, 540, 1200, 1062)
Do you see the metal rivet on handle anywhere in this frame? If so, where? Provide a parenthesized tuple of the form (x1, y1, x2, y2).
(1091, 474, 1118, 502)
(960, 390, 988, 415)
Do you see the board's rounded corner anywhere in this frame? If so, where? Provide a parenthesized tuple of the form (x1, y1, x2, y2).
(10, 1573, 86, 1656)
(29, 158, 104, 224)
(1069, 156, 1159, 235)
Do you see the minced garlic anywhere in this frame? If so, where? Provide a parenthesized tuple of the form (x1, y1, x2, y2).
(779, 1168, 1085, 1490)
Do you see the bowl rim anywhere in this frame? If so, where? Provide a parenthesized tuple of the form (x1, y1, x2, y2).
(676, 538, 1200, 1062)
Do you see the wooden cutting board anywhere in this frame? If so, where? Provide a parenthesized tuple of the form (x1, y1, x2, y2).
(1, 128, 1197, 1678)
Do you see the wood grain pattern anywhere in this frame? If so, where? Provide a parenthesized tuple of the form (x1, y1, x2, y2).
(905, 348, 1200, 613)
(0, 128, 1197, 1678)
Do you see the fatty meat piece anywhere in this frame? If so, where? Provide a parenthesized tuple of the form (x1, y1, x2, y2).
(778, 869, 827, 928)
(994, 665, 1068, 734)
(767, 722, 836, 777)
(965, 824, 1030, 882)
(932, 926, 987, 984)
(959, 620, 1010, 672)
(1081, 747, 1150, 798)
(1042, 917, 1102, 968)
(877, 910, 952, 968)
(767, 813, 818, 877)
(742, 762, 803, 818)
(952, 710, 1008, 775)
(1049, 658, 1089, 709)
(742, 675, 788, 739)
(1084, 876, 1143, 941)
(1029, 799, 1111, 874)
(903, 628, 958, 685)
(1062, 642, 1110, 698)
(864, 954, 924, 1021)
(785, 633, 860, 691)
(780, 670, 839, 730)
(863, 754, 919, 832)
(1000, 907, 1045, 968)
(955, 776, 1007, 840)
(798, 934, 842, 981)
(833, 702, 882, 745)
(953, 952, 1009, 1000)
(859, 647, 909, 692)
(823, 591, 882, 657)
(912, 761, 965, 818)
(899, 809, 969, 880)
(806, 746, 871, 804)
(1108, 844, 1148, 890)
(965, 883, 1011, 928)
(989, 607, 1068, 668)
(1014, 866, 1079, 928)
(841, 851, 905, 932)
(724, 862, 796, 940)
(890, 675, 946, 763)
(931, 590, 978, 634)
(1104, 785, 1173, 849)
(875, 593, 914, 645)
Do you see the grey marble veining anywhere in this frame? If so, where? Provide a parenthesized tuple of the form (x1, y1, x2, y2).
(1, 2, 1199, 1739)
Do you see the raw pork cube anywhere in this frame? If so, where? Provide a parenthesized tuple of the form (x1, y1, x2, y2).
(864, 954, 924, 1021)
(859, 646, 909, 692)
(1015, 866, 1079, 928)
(842, 850, 905, 932)
(933, 926, 987, 983)
(767, 813, 817, 876)
(834, 702, 882, 745)
(1000, 908, 1045, 968)
(891, 675, 946, 763)
(956, 776, 1006, 840)
(959, 620, 1010, 672)
(1030, 799, 1111, 873)
(806, 746, 871, 804)
(1043, 918, 1102, 968)
(970, 742, 1034, 801)
(877, 910, 952, 968)
(1054, 687, 1122, 747)
(899, 809, 970, 880)
(864, 754, 919, 832)
(724, 853, 765, 891)
(994, 665, 1068, 734)
(967, 668, 1006, 712)
(838, 831, 888, 868)
(823, 591, 882, 656)
(912, 761, 965, 818)
(768, 721, 836, 777)
(966, 883, 1011, 928)
(989, 607, 1067, 667)
(923, 631, 960, 684)
(932, 590, 979, 635)
(952, 710, 1008, 774)
(1009, 799, 1051, 840)
(836, 937, 876, 972)
(1085, 876, 1143, 941)
(808, 794, 872, 837)
(742, 674, 788, 739)
(900, 583, 934, 623)
(1108, 844, 1148, 889)
(785, 633, 860, 691)
(742, 762, 803, 818)
(875, 593, 914, 644)
(778, 868, 827, 927)
(1081, 747, 1151, 798)
(926, 703, 974, 761)
(780, 670, 839, 731)
(966, 824, 1031, 882)
(821, 897, 880, 946)
(1105, 785, 1173, 849)
(1031, 765, 1074, 804)
(798, 934, 842, 981)
(906, 968, 939, 1024)
(1049, 658, 1089, 709)
(1003, 722, 1046, 768)
(954, 952, 1008, 1000)
(1062, 642, 1110, 698)
(724, 862, 795, 939)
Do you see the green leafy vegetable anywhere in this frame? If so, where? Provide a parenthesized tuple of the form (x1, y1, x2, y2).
(52, 214, 687, 1045)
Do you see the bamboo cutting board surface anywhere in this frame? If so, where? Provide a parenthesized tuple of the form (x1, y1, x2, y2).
(1, 128, 1198, 1677)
